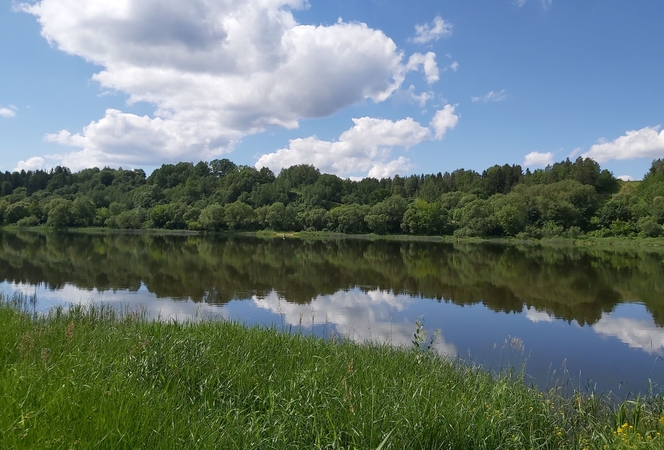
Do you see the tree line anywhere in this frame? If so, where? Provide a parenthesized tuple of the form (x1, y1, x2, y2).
(1, 157, 663, 238)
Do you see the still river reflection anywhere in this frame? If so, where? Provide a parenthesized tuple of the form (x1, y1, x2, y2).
(2, 229, 664, 396)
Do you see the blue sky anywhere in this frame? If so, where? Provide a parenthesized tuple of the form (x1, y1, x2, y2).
(1, 0, 663, 180)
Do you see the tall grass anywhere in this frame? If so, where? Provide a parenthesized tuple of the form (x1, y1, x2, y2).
(1, 293, 663, 449)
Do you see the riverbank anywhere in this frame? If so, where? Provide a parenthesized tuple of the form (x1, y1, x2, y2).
(252, 229, 664, 250)
(4, 225, 664, 250)
(1, 294, 662, 449)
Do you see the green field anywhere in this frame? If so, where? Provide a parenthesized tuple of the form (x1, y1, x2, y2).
(1, 294, 663, 449)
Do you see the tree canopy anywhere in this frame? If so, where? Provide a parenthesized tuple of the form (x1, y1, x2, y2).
(1, 156, 662, 238)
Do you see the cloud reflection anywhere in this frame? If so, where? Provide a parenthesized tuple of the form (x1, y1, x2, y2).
(253, 289, 457, 356)
(524, 306, 554, 323)
(2, 282, 228, 322)
(594, 316, 664, 355)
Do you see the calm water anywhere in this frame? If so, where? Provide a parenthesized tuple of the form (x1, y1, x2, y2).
(2, 229, 664, 396)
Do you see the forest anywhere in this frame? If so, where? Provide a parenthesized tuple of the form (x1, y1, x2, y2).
(0, 157, 663, 238)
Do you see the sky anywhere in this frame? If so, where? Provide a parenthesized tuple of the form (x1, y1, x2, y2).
(1, 0, 663, 181)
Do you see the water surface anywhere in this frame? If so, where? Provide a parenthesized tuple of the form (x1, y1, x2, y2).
(2, 229, 664, 396)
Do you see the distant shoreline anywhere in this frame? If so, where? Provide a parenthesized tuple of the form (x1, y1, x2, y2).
(3, 225, 664, 249)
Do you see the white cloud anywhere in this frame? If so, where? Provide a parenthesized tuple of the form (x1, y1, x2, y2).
(368, 157, 413, 179)
(450, 61, 459, 72)
(0, 106, 16, 117)
(392, 86, 433, 109)
(523, 151, 554, 167)
(407, 52, 440, 84)
(14, 156, 45, 172)
(256, 116, 430, 178)
(430, 104, 459, 139)
(617, 175, 635, 182)
(411, 16, 453, 44)
(256, 105, 458, 178)
(515, 0, 552, 9)
(567, 147, 582, 159)
(19, 0, 436, 169)
(44, 108, 234, 170)
(581, 126, 664, 163)
(471, 89, 507, 103)
(412, 92, 434, 109)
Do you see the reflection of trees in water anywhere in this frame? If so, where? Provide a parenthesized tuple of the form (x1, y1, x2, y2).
(1, 229, 663, 325)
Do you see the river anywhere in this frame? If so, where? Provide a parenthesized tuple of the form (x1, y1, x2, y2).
(2, 229, 664, 396)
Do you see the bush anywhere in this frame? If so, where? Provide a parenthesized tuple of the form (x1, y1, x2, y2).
(16, 215, 40, 227)
(637, 216, 663, 237)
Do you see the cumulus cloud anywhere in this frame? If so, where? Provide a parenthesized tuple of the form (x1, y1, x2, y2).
(617, 175, 635, 182)
(407, 52, 440, 84)
(450, 61, 459, 72)
(19, 0, 436, 169)
(471, 89, 507, 103)
(411, 16, 453, 44)
(255, 105, 458, 178)
(14, 156, 45, 172)
(523, 151, 554, 167)
(430, 104, 459, 139)
(0, 106, 16, 117)
(581, 126, 664, 163)
(44, 108, 234, 170)
(256, 116, 430, 178)
(368, 157, 413, 179)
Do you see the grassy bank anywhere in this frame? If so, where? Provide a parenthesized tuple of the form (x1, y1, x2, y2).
(5, 225, 664, 250)
(1, 295, 664, 449)
(253, 229, 664, 252)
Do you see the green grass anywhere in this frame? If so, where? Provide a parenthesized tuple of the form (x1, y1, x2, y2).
(2, 294, 664, 449)
(6, 226, 664, 251)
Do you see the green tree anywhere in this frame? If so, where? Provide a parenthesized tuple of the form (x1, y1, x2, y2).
(148, 203, 188, 229)
(224, 202, 255, 230)
(71, 197, 96, 227)
(452, 198, 498, 237)
(4, 201, 29, 224)
(301, 207, 328, 231)
(112, 208, 148, 229)
(364, 195, 408, 234)
(266, 202, 297, 231)
(198, 204, 225, 231)
(327, 204, 370, 233)
(594, 193, 636, 229)
(493, 201, 529, 236)
(46, 199, 74, 228)
(401, 199, 449, 235)
(637, 216, 662, 237)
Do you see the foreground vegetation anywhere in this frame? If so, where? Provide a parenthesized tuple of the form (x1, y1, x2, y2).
(2, 156, 664, 239)
(2, 294, 664, 449)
